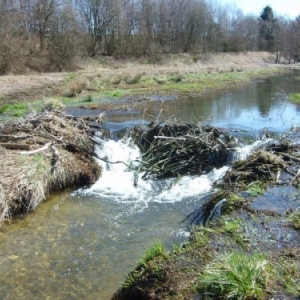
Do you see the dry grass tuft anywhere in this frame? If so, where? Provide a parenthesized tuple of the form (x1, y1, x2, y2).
(0, 110, 102, 226)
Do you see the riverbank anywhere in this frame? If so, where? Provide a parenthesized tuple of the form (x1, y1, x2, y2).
(0, 111, 102, 227)
(112, 139, 300, 299)
(0, 52, 296, 119)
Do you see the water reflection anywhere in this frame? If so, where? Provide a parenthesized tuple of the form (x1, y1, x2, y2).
(128, 72, 300, 132)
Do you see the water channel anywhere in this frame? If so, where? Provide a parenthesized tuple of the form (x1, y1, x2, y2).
(0, 71, 300, 300)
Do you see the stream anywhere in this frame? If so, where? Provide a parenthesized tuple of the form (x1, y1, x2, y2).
(0, 71, 300, 300)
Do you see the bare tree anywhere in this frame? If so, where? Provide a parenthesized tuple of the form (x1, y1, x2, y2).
(75, 0, 121, 56)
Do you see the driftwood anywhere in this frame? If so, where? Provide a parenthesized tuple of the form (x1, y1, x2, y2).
(132, 121, 235, 179)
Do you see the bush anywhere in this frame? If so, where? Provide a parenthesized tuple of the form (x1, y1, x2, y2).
(0, 43, 12, 75)
(47, 32, 76, 71)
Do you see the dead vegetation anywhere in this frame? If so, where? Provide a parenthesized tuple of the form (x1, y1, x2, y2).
(0, 52, 281, 106)
(132, 121, 235, 179)
(0, 110, 103, 226)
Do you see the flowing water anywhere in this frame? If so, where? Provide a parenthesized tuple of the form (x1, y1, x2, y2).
(1, 71, 300, 300)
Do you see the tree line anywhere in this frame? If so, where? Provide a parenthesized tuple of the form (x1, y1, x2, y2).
(0, 0, 299, 74)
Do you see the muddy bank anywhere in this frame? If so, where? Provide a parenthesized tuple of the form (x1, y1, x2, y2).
(0, 110, 102, 227)
(112, 129, 300, 299)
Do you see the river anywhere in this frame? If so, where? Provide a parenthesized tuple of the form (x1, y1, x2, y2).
(0, 71, 300, 300)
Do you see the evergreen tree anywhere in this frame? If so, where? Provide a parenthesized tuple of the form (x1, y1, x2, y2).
(259, 5, 277, 51)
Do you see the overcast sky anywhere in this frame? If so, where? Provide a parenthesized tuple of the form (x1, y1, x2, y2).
(219, 0, 300, 19)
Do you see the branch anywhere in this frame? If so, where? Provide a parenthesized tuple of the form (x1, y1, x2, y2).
(154, 136, 186, 141)
(20, 142, 52, 155)
(0, 143, 31, 150)
(0, 134, 33, 140)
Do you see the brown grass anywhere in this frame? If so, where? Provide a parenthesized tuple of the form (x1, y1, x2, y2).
(0, 52, 282, 105)
(0, 110, 102, 226)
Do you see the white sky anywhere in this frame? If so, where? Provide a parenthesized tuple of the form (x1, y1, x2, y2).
(220, 0, 300, 19)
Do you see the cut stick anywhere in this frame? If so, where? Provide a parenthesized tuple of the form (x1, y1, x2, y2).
(20, 142, 52, 155)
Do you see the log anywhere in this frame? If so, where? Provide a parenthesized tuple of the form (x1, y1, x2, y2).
(0, 143, 30, 150)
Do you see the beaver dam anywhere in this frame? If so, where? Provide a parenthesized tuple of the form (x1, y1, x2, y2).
(1, 109, 300, 299)
(0, 110, 103, 226)
(113, 123, 300, 300)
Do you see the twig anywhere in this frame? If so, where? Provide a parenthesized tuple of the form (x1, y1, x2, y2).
(154, 136, 186, 141)
(20, 142, 52, 155)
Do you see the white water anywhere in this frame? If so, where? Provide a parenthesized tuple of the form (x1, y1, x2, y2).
(78, 137, 231, 211)
(78, 135, 273, 211)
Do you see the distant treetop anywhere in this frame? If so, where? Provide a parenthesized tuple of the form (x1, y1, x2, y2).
(260, 6, 275, 22)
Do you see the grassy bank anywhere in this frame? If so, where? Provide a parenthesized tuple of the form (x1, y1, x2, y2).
(112, 146, 300, 299)
(0, 66, 289, 120)
(0, 52, 297, 120)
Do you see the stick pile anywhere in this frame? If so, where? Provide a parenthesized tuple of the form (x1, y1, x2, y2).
(132, 122, 233, 179)
(0, 110, 102, 226)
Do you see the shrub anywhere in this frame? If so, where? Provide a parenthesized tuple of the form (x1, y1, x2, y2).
(124, 73, 143, 84)
(47, 32, 76, 72)
(42, 98, 65, 111)
(0, 43, 12, 75)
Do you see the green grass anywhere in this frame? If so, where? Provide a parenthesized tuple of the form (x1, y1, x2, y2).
(0, 103, 27, 116)
(196, 251, 271, 299)
(276, 258, 300, 296)
(122, 273, 138, 289)
(169, 75, 182, 82)
(289, 93, 300, 104)
(193, 229, 210, 247)
(82, 94, 93, 102)
(218, 219, 241, 234)
(224, 193, 244, 213)
(138, 240, 168, 267)
(247, 182, 265, 196)
(286, 210, 300, 229)
(104, 90, 124, 98)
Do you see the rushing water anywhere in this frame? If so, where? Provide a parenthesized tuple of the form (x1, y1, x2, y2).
(1, 71, 300, 300)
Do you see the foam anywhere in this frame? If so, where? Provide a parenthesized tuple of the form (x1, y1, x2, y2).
(78, 138, 230, 206)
